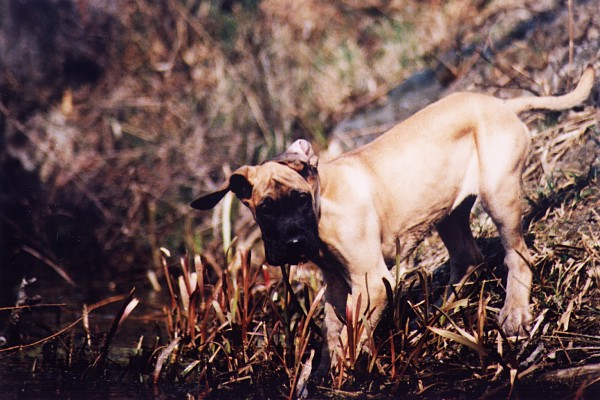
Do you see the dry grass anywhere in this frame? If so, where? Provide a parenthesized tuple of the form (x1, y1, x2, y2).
(4, 0, 475, 275)
(1, 0, 599, 398)
(143, 134, 599, 397)
(141, 93, 599, 398)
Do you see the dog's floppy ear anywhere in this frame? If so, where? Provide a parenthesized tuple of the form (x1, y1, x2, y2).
(190, 166, 253, 210)
(275, 139, 318, 178)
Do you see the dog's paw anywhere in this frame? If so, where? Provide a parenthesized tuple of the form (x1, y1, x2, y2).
(498, 305, 532, 337)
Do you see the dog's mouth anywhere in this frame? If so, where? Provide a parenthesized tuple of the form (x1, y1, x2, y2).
(266, 250, 309, 267)
(264, 237, 317, 266)
(258, 215, 320, 266)
(287, 253, 310, 266)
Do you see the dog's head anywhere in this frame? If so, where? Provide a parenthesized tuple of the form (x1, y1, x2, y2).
(191, 140, 321, 266)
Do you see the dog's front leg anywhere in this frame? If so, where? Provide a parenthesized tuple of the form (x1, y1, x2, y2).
(348, 261, 394, 349)
(315, 269, 350, 377)
(315, 260, 393, 377)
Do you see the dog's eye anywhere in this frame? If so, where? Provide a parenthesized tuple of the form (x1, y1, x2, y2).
(258, 198, 275, 216)
(296, 192, 312, 209)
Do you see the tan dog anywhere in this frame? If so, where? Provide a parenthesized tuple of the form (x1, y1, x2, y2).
(192, 67, 595, 373)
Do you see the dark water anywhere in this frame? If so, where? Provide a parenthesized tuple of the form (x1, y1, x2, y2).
(0, 268, 184, 400)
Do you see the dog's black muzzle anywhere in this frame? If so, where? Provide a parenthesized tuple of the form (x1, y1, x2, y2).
(262, 224, 319, 266)
(258, 219, 318, 266)
(255, 190, 320, 266)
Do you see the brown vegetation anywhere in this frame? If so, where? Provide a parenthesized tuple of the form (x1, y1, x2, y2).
(0, 0, 598, 398)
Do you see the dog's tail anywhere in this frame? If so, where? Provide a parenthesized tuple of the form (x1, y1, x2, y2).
(505, 66, 595, 113)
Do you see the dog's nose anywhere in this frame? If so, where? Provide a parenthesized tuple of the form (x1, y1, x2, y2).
(286, 236, 307, 251)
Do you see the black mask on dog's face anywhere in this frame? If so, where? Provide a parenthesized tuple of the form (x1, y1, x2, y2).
(254, 185, 320, 265)
(191, 140, 321, 265)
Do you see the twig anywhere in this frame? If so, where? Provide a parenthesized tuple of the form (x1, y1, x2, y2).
(539, 363, 600, 381)
(22, 245, 76, 287)
(0, 317, 84, 354)
(480, 362, 545, 399)
(0, 294, 129, 353)
(0, 303, 66, 311)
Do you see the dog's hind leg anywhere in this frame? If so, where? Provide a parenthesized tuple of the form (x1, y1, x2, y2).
(481, 185, 533, 336)
(436, 195, 484, 293)
(477, 119, 533, 336)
